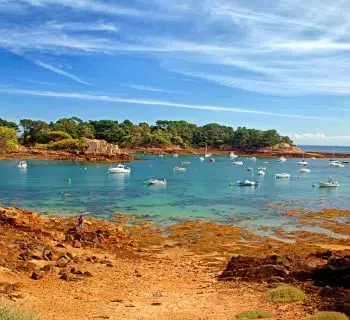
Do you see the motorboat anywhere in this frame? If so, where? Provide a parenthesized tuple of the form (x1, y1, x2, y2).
(300, 167, 311, 173)
(229, 151, 238, 159)
(210, 158, 216, 163)
(278, 156, 287, 163)
(108, 164, 131, 173)
(329, 160, 344, 168)
(181, 161, 191, 165)
(298, 160, 309, 166)
(204, 153, 212, 158)
(247, 167, 254, 171)
(264, 161, 269, 165)
(199, 157, 205, 162)
(257, 170, 265, 176)
(275, 173, 291, 179)
(174, 166, 186, 172)
(18, 161, 27, 169)
(237, 180, 259, 187)
(250, 156, 257, 161)
(258, 167, 266, 171)
(145, 179, 167, 186)
(232, 161, 244, 165)
(173, 154, 179, 158)
(319, 180, 339, 188)
(158, 155, 164, 158)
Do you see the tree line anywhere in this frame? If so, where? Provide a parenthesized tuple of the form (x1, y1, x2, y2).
(0, 117, 293, 152)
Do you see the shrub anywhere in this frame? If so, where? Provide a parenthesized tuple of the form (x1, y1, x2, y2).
(0, 305, 39, 320)
(47, 138, 86, 151)
(306, 312, 349, 320)
(267, 285, 305, 303)
(236, 309, 272, 319)
(48, 131, 72, 142)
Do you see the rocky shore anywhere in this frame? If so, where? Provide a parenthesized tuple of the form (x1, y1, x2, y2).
(0, 207, 349, 319)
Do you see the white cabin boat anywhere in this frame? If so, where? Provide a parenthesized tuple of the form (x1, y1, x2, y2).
(173, 154, 179, 158)
(300, 167, 311, 173)
(181, 161, 191, 165)
(174, 166, 186, 172)
(237, 180, 259, 187)
(204, 153, 212, 158)
(250, 157, 257, 161)
(278, 156, 287, 163)
(18, 161, 27, 169)
(247, 167, 254, 172)
(319, 180, 339, 188)
(275, 173, 291, 179)
(329, 160, 344, 168)
(258, 167, 266, 171)
(145, 179, 167, 186)
(232, 161, 244, 166)
(298, 160, 309, 166)
(108, 164, 131, 173)
(199, 157, 205, 162)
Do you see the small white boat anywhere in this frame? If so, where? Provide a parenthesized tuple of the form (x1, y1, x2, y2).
(145, 179, 167, 185)
(204, 153, 212, 158)
(232, 161, 244, 166)
(199, 157, 205, 162)
(319, 180, 339, 188)
(174, 166, 186, 172)
(229, 151, 238, 159)
(158, 155, 164, 158)
(258, 167, 266, 171)
(173, 154, 179, 158)
(275, 173, 291, 179)
(250, 157, 257, 161)
(278, 156, 287, 163)
(264, 161, 269, 165)
(181, 161, 191, 165)
(210, 158, 216, 163)
(108, 164, 131, 173)
(18, 161, 27, 169)
(247, 167, 254, 171)
(300, 167, 311, 173)
(298, 160, 309, 166)
(257, 170, 265, 176)
(329, 160, 344, 168)
(237, 179, 259, 187)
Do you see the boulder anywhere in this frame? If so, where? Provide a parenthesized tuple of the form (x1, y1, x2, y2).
(56, 257, 69, 268)
(31, 271, 45, 280)
(257, 143, 302, 155)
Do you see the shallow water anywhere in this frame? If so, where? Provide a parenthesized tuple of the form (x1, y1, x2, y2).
(1, 155, 350, 228)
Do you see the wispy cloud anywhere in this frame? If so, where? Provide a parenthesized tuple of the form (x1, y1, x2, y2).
(291, 132, 350, 143)
(0, 88, 329, 120)
(33, 60, 91, 85)
(46, 21, 119, 33)
(125, 84, 176, 93)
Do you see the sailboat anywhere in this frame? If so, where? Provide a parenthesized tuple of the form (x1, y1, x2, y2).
(204, 144, 211, 158)
(298, 153, 308, 166)
(229, 151, 238, 159)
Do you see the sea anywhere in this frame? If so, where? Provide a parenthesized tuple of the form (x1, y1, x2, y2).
(1, 148, 350, 231)
(299, 145, 350, 154)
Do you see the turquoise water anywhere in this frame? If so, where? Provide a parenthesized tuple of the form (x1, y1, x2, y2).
(1, 155, 350, 228)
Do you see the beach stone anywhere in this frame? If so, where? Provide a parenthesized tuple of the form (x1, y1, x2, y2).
(56, 257, 69, 268)
(40, 264, 54, 273)
(31, 271, 44, 280)
(73, 240, 82, 248)
(59, 272, 70, 281)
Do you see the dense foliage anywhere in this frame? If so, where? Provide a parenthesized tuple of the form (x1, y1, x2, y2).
(0, 117, 293, 151)
(0, 127, 18, 152)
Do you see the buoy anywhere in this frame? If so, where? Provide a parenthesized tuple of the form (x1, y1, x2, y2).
(312, 184, 316, 187)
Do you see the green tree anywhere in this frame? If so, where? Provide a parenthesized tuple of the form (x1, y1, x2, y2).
(0, 118, 19, 131)
(0, 126, 18, 152)
(20, 119, 50, 145)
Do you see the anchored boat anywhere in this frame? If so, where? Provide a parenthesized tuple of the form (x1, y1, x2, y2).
(108, 164, 131, 173)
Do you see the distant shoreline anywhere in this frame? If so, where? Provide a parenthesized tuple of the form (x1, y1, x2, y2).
(1, 147, 350, 161)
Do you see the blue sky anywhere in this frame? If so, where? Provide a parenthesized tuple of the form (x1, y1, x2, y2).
(1, 0, 350, 145)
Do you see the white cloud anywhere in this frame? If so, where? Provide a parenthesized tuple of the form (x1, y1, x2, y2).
(290, 133, 350, 144)
(46, 21, 119, 33)
(125, 84, 176, 93)
(32, 60, 91, 85)
(0, 88, 329, 120)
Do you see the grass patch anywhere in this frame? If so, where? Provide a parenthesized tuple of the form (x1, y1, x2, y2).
(0, 306, 39, 320)
(236, 309, 272, 319)
(267, 285, 305, 303)
(306, 312, 349, 320)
